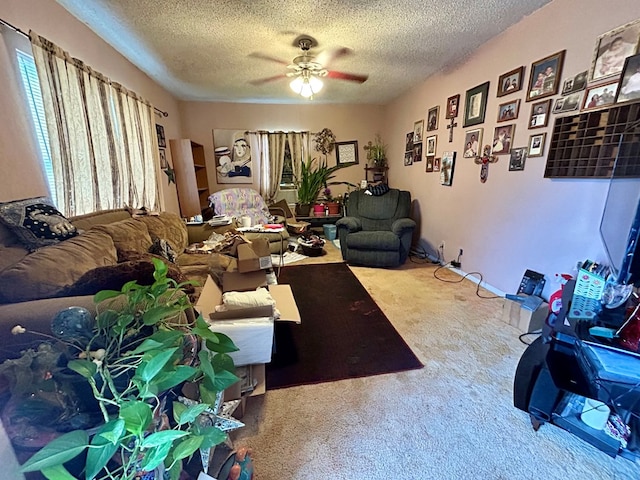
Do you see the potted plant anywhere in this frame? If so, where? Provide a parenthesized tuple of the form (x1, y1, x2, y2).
(6, 259, 239, 480)
(295, 157, 342, 217)
(368, 134, 387, 167)
(322, 188, 341, 216)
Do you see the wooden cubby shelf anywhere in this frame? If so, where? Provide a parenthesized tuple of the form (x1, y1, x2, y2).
(545, 101, 640, 179)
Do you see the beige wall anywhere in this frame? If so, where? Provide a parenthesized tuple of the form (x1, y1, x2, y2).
(0, 0, 182, 214)
(385, 0, 640, 295)
(177, 101, 385, 200)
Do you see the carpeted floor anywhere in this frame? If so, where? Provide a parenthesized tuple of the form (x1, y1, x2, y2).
(232, 258, 640, 480)
(266, 263, 422, 390)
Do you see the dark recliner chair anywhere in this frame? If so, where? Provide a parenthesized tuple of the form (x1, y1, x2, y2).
(336, 188, 416, 267)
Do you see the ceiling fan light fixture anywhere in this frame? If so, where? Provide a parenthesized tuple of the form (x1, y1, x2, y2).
(290, 73, 323, 98)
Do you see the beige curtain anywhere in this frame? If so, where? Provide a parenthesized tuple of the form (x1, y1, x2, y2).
(29, 32, 159, 216)
(287, 131, 309, 187)
(261, 132, 287, 204)
(249, 131, 268, 197)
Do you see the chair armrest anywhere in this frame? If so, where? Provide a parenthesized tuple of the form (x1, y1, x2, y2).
(336, 216, 362, 233)
(391, 218, 416, 236)
(268, 206, 287, 225)
(186, 223, 237, 244)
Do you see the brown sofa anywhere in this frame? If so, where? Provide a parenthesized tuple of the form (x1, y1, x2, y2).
(0, 209, 239, 360)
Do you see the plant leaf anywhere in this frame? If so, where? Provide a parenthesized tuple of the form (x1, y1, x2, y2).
(205, 332, 238, 353)
(126, 330, 183, 355)
(93, 289, 121, 303)
(172, 401, 187, 424)
(211, 353, 235, 373)
(198, 350, 216, 384)
(138, 347, 178, 383)
(41, 464, 76, 480)
(142, 305, 182, 326)
(199, 382, 218, 405)
(171, 435, 204, 461)
(141, 430, 189, 449)
(176, 403, 210, 426)
(96, 418, 125, 445)
(85, 428, 122, 480)
(119, 401, 152, 436)
(198, 426, 227, 450)
(166, 459, 182, 480)
(67, 359, 97, 379)
(154, 365, 198, 392)
(141, 441, 173, 472)
(20, 430, 88, 472)
(211, 369, 240, 392)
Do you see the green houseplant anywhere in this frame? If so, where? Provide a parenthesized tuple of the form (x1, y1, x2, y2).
(295, 157, 342, 216)
(368, 134, 387, 167)
(8, 258, 239, 480)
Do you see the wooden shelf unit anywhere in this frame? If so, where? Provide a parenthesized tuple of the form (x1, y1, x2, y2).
(365, 166, 388, 185)
(545, 102, 640, 179)
(169, 139, 211, 217)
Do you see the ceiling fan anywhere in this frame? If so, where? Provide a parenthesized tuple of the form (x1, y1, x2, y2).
(249, 35, 369, 98)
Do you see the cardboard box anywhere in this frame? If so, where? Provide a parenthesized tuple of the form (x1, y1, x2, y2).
(237, 238, 272, 273)
(502, 295, 549, 333)
(196, 274, 301, 324)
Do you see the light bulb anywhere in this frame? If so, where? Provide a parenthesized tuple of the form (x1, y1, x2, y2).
(289, 76, 304, 94)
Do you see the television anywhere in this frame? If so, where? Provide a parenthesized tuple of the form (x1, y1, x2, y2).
(599, 124, 640, 311)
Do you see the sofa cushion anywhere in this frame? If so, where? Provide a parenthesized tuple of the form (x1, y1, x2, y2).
(345, 231, 400, 251)
(0, 197, 78, 251)
(0, 230, 117, 303)
(136, 212, 188, 253)
(93, 218, 153, 253)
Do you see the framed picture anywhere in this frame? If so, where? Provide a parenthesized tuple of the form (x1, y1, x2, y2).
(405, 132, 414, 152)
(440, 151, 456, 186)
(491, 124, 515, 155)
(413, 120, 424, 143)
(497, 66, 524, 97)
(413, 143, 423, 163)
(463, 81, 490, 127)
(427, 106, 439, 131)
(159, 148, 168, 169)
(426, 135, 437, 156)
(404, 151, 413, 166)
(528, 99, 551, 129)
(497, 99, 520, 122)
(463, 128, 482, 158)
(509, 147, 527, 171)
(528, 133, 546, 157)
(582, 81, 619, 110)
(156, 124, 166, 148)
(615, 53, 640, 103)
(561, 71, 588, 96)
(433, 157, 441, 172)
(526, 50, 566, 101)
(425, 156, 434, 172)
(553, 92, 583, 113)
(212, 129, 253, 184)
(446, 94, 460, 119)
(335, 141, 359, 165)
(589, 19, 640, 83)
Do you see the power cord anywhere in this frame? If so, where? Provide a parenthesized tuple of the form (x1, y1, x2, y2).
(409, 244, 440, 265)
(518, 329, 542, 345)
(433, 261, 502, 299)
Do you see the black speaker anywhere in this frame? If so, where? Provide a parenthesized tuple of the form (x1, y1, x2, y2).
(513, 336, 548, 412)
(528, 366, 562, 422)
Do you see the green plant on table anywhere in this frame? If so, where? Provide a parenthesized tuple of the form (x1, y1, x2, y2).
(12, 258, 239, 480)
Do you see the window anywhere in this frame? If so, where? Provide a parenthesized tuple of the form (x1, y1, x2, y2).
(15, 49, 56, 205)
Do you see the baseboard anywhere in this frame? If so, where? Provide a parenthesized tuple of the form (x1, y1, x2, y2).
(446, 265, 506, 297)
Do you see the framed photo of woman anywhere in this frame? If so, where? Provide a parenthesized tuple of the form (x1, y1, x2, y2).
(615, 53, 640, 103)
(497, 66, 524, 97)
(589, 19, 640, 83)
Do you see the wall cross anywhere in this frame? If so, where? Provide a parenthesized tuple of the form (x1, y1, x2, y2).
(474, 145, 499, 183)
(447, 117, 457, 143)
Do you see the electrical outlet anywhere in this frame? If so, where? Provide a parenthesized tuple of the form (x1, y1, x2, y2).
(439, 241, 445, 250)
(459, 248, 463, 257)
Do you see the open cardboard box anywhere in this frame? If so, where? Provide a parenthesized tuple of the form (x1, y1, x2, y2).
(237, 237, 272, 273)
(196, 273, 301, 323)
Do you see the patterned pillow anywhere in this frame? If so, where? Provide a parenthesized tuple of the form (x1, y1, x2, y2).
(0, 197, 78, 251)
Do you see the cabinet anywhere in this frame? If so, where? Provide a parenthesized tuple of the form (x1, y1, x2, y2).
(364, 166, 388, 185)
(545, 101, 640, 178)
(169, 139, 210, 217)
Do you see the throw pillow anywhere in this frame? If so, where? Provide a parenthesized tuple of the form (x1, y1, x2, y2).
(0, 197, 78, 251)
(149, 238, 177, 263)
(367, 183, 390, 196)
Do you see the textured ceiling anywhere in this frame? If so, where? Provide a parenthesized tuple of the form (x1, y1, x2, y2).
(57, 0, 551, 105)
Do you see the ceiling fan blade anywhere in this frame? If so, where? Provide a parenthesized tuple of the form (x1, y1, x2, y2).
(316, 47, 352, 67)
(326, 70, 369, 83)
(249, 74, 288, 86)
(248, 52, 289, 66)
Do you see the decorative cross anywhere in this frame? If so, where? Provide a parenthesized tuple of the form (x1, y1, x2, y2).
(474, 145, 499, 183)
(447, 117, 457, 143)
(363, 141, 373, 162)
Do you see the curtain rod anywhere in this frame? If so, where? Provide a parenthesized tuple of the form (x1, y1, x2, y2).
(154, 107, 168, 117)
(0, 17, 28, 38)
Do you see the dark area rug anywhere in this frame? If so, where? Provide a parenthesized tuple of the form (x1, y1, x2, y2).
(266, 263, 423, 390)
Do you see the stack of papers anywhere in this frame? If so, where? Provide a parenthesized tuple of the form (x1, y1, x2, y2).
(208, 215, 232, 226)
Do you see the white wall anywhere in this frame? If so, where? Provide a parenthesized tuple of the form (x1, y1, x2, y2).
(384, 0, 640, 297)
